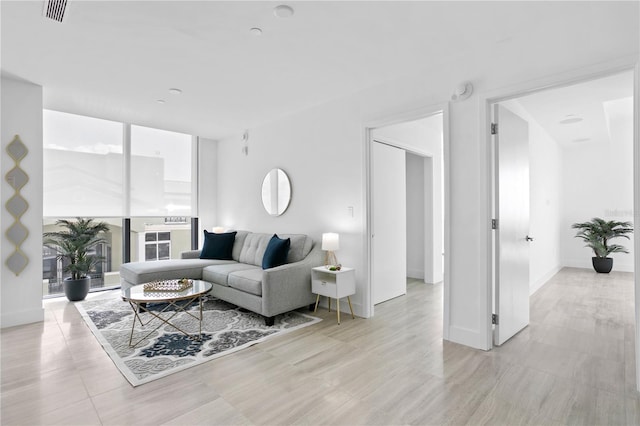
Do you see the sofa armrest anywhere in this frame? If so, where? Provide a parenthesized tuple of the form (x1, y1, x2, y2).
(261, 244, 324, 317)
(181, 250, 201, 259)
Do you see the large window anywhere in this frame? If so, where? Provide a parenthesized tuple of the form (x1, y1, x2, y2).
(42, 217, 122, 297)
(42, 110, 197, 298)
(43, 111, 123, 217)
(131, 125, 193, 217)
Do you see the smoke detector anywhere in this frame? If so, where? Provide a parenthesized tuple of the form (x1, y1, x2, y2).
(274, 5, 295, 18)
(43, 0, 69, 23)
(451, 82, 473, 101)
(559, 115, 583, 125)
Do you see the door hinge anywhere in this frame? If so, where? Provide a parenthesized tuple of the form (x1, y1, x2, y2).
(491, 123, 498, 135)
(492, 314, 498, 325)
(491, 219, 498, 229)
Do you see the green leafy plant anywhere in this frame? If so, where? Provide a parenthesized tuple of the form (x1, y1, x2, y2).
(43, 218, 110, 280)
(571, 217, 633, 258)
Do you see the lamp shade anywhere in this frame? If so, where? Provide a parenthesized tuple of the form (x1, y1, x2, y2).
(322, 233, 339, 251)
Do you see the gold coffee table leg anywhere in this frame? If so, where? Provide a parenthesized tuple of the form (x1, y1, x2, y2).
(127, 295, 202, 348)
(337, 298, 341, 324)
(314, 294, 320, 312)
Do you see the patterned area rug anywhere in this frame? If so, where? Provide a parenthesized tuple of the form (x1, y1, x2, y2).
(76, 292, 321, 386)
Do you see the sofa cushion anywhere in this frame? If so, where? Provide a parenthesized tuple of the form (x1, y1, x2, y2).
(200, 230, 236, 260)
(238, 233, 272, 266)
(202, 263, 259, 286)
(181, 230, 250, 261)
(278, 234, 314, 263)
(231, 231, 250, 261)
(120, 259, 233, 285)
(228, 269, 264, 296)
(262, 234, 290, 269)
(237, 232, 313, 266)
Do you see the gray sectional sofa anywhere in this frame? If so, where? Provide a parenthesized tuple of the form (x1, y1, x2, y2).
(119, 231, 322, 325)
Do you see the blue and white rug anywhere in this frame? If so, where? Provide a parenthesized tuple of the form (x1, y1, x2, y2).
(75, 292, 321, 386)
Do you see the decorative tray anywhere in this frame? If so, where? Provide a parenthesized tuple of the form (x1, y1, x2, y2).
(143, 279, 193, 292)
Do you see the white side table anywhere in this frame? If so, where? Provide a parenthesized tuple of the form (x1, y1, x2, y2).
(311, 266, 355, 324)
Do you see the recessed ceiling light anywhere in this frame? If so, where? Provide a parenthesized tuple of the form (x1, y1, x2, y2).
(559, 115, 583, 124)
(572, 138, 591, 143)
(250, 27, 263, 36)
(168, 88, 182, 95)
(274, 4, 294, 18)
(156, 99, 165, 104)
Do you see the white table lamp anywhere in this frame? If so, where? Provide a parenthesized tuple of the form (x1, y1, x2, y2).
(322, 233, 340, 267)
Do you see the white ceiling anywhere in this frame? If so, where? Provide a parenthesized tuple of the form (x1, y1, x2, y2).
(0, 1, 637, 139)
(509, 71, 634, 148)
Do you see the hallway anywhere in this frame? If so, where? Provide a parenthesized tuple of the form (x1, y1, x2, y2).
(487, 267, 636, 423)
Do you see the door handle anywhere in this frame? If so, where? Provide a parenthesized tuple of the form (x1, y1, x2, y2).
(525, 235, 534, 242)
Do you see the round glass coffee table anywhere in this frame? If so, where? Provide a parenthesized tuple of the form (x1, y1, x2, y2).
(121, 279, 212, 348)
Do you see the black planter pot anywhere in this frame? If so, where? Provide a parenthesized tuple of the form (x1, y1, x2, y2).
(63, 277, 91, 301)
(592, 257, 613, 274)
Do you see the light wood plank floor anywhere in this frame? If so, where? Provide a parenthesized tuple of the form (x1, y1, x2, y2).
(1, 267, 638, 425)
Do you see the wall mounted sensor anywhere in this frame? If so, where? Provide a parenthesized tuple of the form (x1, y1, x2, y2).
(451, 82, 473, 101)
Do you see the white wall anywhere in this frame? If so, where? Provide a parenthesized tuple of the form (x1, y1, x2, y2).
(216, 102, 364, 314)
(215, 49, 638, 348)
(501, 100, 563, 294)
(561, 99, 635, 271)
(212, 4, 638, 349)
(373, 115, 443, 157)
(1, 76, 44, 328)
(406, 153, 425, 280)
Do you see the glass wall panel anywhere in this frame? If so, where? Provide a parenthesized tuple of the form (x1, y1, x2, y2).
(42, 217, 123, 298)
(130, 217, 192, 263)
(42, 111, 197, 298)
(130, 126, 192, 217)
(43, 110, 123, 217)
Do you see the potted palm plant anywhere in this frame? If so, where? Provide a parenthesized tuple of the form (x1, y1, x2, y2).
(43, 218, 110, 301)
(571, 217, 633, 273)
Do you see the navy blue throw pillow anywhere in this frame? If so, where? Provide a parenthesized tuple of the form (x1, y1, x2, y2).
(262, 234, 291, 269)
(200, 230, 237, 260)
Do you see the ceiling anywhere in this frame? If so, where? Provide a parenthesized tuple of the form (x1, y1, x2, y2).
(508, 71, 634, 148)
(1, 1, 637, 139)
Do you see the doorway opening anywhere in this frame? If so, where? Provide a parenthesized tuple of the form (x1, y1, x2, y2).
(365, 107, 449, 334)
(490, 69, 635, 347)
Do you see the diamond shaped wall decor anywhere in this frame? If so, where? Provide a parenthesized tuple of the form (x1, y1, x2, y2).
(6, 136, 27, 162)
(6, 222, 28, 247)
(5, 166, 29, 191)
(6, 250, 28, 276)
(5, 135, 29, 275)
(6, 194, 28, 218)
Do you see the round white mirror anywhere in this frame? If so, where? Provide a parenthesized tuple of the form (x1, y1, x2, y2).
(261, 168, 291, 216)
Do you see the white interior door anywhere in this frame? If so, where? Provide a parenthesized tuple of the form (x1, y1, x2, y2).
(494, 104, 531, 346)
(372, 141, 407, 305)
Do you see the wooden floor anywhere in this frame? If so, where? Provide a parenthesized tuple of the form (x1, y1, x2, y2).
(1, 267, 638, 425)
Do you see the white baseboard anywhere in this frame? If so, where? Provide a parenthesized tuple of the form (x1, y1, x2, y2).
(407, 268, 424, 280)
(1, 307, 44, 329)
(530, 265, 562, 295)
(563, 258, 634, 273)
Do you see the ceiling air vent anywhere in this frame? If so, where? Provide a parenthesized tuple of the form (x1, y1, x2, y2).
(43, 0, 68, 23)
